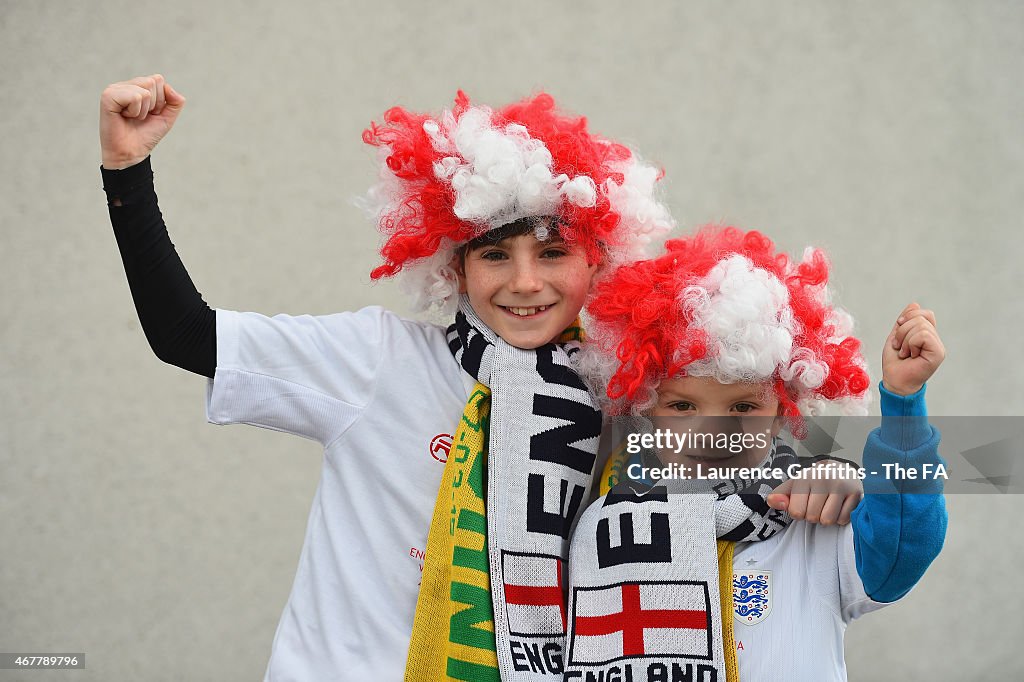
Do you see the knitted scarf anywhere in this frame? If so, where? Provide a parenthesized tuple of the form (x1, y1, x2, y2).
(563, 439, 797, 682)
(406, 298, 601, 681)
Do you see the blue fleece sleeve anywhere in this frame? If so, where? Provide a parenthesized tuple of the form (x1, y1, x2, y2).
(850, 382, 948, 603)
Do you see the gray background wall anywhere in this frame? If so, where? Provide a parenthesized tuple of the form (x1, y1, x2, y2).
(2, 0, 1021, 679)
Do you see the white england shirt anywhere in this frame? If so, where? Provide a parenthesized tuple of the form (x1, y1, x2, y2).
(206, 307, 475, 681)
(730, 521, 890, 682)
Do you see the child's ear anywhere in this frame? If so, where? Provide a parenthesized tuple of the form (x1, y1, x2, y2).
(770, 403, 786, 438)
(450, 254, 468, 295)
(580, 255, 604, 293)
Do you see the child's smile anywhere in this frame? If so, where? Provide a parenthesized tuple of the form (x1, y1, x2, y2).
(500, 304, 552, 318)
(460, 232, 598, 349)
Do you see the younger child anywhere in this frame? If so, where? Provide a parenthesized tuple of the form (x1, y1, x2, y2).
(566, 227, 947, 681)
(99, 77, 674, 680)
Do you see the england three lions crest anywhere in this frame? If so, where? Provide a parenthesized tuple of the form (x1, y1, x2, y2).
(732, 571, 771, 626)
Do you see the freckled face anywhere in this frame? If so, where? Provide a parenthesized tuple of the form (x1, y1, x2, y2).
(458, 234, 598, 350)
(650, 375, 784, 469)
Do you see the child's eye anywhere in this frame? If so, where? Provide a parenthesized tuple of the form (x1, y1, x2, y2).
(540, 248, 568, 259)
(732, 403, 758, 413)
(667, 401, 696, 412)
(479, 250, 507, 261)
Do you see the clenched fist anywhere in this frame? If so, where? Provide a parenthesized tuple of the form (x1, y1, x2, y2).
(99, 74, 185, 169)
(882, 302, 945, 396)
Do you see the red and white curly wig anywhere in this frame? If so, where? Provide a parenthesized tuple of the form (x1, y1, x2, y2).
(360, 91, 674, 313)
(578, 227, 871, 431)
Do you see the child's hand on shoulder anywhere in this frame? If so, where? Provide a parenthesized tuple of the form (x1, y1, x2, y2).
(766, 460, 863, 526)
(882, 302, 945, 396)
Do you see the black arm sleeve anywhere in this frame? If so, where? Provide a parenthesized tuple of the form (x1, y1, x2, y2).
(103, 157, 217, 378)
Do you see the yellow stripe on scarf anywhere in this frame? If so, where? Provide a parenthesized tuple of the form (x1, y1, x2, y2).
(599, 439, 740, 682)
(407, 387, 498, 681)
(406, 324, 585, 681)
(718, 540, 739, 682)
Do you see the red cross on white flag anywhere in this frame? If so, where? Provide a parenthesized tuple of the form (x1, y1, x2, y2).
(502, 553, 567, 637)
(569, 581, 713, 665)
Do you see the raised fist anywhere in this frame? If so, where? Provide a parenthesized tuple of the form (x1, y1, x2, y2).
(882, 302, 945, 396)
(99, 74, 185, 169)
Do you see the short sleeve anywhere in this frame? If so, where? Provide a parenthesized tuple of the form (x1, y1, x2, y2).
(205, 306, 391, 446)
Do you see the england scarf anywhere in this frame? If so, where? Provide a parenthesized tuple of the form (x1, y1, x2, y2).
(405, 297, 602, 681)
(562, 441, 797, 682)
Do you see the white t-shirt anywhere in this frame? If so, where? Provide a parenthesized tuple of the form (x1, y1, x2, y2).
(205, 307, 475, 681)
(730, 522, 889, 682)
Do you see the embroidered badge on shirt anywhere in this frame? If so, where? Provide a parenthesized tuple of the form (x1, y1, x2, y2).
(429, 433, 452, 463)
(733, 571, 772, 625)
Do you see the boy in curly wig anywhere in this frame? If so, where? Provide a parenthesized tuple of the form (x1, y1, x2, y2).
(566, 227, 947, 681)
(100, 77, 674, 681)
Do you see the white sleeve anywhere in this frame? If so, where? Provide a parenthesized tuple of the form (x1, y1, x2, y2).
(205, 306, 391, 446)
(837, 524, 892, 622)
